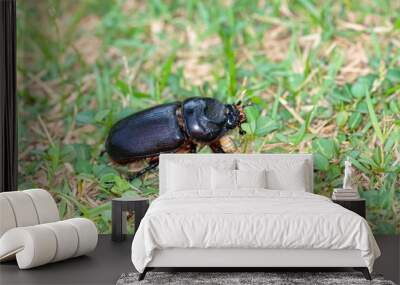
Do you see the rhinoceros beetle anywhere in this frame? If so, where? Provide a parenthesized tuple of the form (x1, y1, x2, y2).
(105, 97, 246, 178)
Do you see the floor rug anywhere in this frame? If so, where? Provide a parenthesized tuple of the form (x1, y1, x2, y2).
(116, 271, 395, 285)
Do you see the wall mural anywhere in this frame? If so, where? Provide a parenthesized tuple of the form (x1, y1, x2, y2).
(17, 1, 399, 234)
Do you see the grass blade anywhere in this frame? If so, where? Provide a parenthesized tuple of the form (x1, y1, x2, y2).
(366, 91, 385, 143)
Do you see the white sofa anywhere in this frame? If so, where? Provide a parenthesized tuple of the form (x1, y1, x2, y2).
(0, 189, 98, 269)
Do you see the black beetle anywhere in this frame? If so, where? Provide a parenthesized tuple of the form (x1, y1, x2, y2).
(105, 97, 246, 178)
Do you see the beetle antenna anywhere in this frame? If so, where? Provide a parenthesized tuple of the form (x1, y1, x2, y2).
(235, 100, 253, 109)
(242, 102, 253, 108)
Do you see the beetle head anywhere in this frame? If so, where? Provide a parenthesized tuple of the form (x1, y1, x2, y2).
(225, 102, 247, 134)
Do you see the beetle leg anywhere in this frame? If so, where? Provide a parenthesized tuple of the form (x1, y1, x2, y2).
(176, 142, 197, 154)
(209, 141, 225, 153)
(99, 149, 107, 158)
(128, 158, 159, 181)
(238, 125, 246, 135)
(189, 142, 197, 153)
(212, 136, 236, 153)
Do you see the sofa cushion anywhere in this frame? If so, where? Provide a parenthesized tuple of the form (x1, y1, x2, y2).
(24, 189, 59, 224)
(0, 189, 59, 238)
(0, 196, 17, 237)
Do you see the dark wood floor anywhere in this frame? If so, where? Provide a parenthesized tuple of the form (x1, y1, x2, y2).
(0, 235, 134, 285)
(375, 235, 400, 284)
(1, 235, 398, 285)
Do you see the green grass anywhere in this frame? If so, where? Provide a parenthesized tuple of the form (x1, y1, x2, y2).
(16, 0, 399, 234)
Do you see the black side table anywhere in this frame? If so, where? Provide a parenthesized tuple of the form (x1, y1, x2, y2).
(332, 198, 366, 218)
(112, 197, 149, 242)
